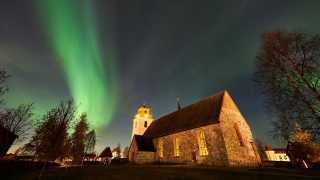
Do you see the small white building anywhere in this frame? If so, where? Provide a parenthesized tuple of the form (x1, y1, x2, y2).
(264, 148, 290, 162)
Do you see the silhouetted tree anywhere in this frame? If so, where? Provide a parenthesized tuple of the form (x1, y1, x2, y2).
(0, 70, 33, 151)
(112, 143, 121, 158)
(122, 146, 129, 158)
(85, 129, 96, 154)
(0, 104, 33, 140)
(71, 113, 89, 163)
(255, 31, 320, 142)
(28, 100, 76, 161)
(0, 69, 9, 105)
(255, 138, 266, 160)
(287, 125, 320, 167)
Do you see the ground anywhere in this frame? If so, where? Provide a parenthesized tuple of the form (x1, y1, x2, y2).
(3, 164, 320, 180)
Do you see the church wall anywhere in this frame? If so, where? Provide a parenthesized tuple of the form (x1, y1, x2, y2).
(133, 152, 155, 164)
(219, 107, 261, 167)
(128, 137, 137, 162)
(153, 124, 229, 166)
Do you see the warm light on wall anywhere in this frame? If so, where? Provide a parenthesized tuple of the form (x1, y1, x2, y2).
(159, 140, 164, 158)
(198, 131, 209, 156)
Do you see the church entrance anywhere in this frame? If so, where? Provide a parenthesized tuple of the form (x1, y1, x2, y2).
(192, 150, 197, 162)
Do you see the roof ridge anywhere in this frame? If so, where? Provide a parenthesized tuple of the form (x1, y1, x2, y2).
(143, 90, 228, 138)
(153, 90, 227, 121)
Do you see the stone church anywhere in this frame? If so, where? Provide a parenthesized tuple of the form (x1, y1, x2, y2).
(128, 90, 261, 167)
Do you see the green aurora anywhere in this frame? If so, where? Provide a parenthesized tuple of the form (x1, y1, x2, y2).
(35, 0, 118, 129)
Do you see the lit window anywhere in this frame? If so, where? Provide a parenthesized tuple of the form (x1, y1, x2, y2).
(198, 131, 209, 156)
(234, 123, 244, 146)
(144, 121, 147, 127)
(159, 140, 163, 158)
(174, 138, 180, 157)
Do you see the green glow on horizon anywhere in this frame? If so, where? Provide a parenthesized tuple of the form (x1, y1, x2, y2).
(36, 0, 118, 129)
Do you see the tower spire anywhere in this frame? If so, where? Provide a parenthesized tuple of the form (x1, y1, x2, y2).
(177, 97, 181, 110)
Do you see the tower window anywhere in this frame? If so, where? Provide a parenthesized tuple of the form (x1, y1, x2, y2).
(198, 131, 208, 156)
(144, 121, 147, 127)
(234, 123, 244, 146)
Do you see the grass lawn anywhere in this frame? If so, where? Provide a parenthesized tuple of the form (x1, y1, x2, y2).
(3, 164, 320, 180)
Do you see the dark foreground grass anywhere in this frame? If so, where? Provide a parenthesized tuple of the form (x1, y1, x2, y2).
(3, 164, 320, 180)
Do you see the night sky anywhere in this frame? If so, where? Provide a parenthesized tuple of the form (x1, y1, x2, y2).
(1, 0, 320, 153)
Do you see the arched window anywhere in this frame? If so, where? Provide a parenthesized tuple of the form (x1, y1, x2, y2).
(198, 131, 208, 156)
(144, 121, 147, 127)
(234, 123, 244, 146)
(174, 138, 180, 157)
(158, 140, 164, 158)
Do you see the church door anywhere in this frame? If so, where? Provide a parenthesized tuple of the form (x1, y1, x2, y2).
(192, 150, 197, 162)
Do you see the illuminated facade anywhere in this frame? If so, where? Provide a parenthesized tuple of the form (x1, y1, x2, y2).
(128, 90, 261, 167)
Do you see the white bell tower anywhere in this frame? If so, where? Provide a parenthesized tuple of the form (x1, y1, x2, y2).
(131, 104, 153, 139)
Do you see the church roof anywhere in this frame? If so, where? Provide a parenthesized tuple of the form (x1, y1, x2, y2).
(133, 135, 155, 152)
(143, 90, 238, 138)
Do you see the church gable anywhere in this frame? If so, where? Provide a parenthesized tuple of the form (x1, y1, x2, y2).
(217, 92, 261, 166)
(219, 91, 241, 113)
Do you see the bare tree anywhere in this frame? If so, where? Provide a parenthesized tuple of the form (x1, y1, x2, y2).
(0, 69, 9, 106)
(0, 104, 33, 140)
(254, 138, 266, 160)
(28, 100, 76, 161)
(0, 70, 33, 143)
(255, 31, 320, 142)
(85, 129, 96, 154)
(122, 146, 129, 158)
(286, 125, 320, 167)
(112, 143, 121, 158)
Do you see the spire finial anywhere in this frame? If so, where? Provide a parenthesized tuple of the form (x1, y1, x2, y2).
(177, 97, 181, 110)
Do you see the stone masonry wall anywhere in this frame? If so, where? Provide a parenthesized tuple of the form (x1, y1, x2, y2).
(153, 124, 229, 166)
(219, 107, 261, 167)
(134, 152, 155, 164)
(128, 137, 137, 162)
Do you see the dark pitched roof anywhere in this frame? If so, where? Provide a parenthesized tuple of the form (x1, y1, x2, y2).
(133, 135, 155, 152)
(143, 90, 236, 138)
(99, 147, 112, 157)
